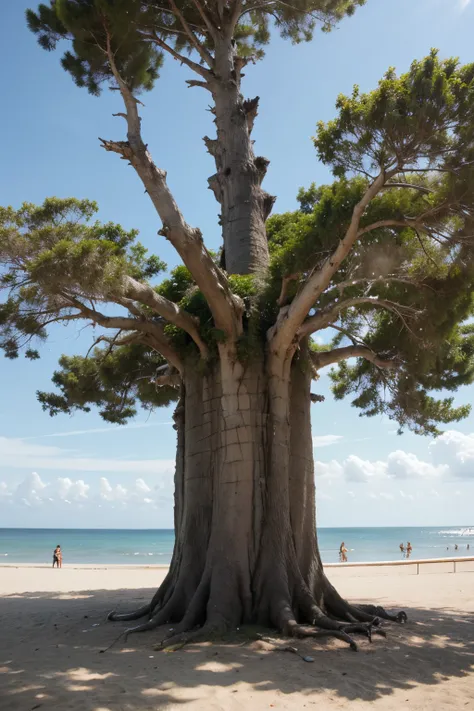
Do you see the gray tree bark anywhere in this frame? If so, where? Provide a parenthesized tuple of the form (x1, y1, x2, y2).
(206, 38, 275, 275)
(109, 346, 406, 649)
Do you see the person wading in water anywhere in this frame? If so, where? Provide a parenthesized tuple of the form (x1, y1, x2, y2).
(339, 542, 348, 563)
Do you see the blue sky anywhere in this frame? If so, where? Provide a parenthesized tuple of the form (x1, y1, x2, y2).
(1, 0, 474, 529)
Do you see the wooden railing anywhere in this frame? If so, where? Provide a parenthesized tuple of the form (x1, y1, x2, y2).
(325, 556, 474, 574)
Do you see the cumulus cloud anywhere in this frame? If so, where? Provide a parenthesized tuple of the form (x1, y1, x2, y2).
(343, 455, 385, 482)
(315, 430, 474, 483)
(430, 430, 474, 479)
(0, 436, 174, 475)
(386, 450, 447, 480)
(0, 472, 173, 511)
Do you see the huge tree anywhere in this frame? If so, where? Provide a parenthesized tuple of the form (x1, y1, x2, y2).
(1, 1, 474, 649)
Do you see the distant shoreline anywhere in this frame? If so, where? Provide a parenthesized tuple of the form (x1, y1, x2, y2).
(2, 526, 472, 566)
(2, 556, 474, 571)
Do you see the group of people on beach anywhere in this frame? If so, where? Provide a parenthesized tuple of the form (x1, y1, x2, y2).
(399, 542, 413, 558)
(338, 541, 414, 563)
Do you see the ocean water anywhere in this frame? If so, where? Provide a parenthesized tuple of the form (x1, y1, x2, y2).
(0, 526, 473, 565)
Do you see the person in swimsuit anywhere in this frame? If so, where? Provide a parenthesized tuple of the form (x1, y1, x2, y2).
(53, 545, 62, 568)
(406, 542, 412, 558)
(399, 543, 405, 556)
(339, 542, 348, 562)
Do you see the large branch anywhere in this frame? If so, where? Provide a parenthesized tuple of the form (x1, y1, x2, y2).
(101, 36, 242, 340)
(299, 296, 420, 338)
(122, 276, 208, 358)
(311, 345, 399, 371)
(141, 30, 212, 81)
(269, 171, 388, 353)
(64, 295, 184, 373)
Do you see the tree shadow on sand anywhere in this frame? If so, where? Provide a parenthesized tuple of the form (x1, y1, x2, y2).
(1, 586, 473, 710)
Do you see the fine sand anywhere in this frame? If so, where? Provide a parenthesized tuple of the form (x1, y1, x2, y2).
(1, 563, 473, 710)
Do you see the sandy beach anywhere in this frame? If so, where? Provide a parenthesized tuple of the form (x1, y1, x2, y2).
(1, 563, 473, 711)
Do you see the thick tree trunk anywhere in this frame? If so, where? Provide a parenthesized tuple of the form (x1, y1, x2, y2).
(207, 40, 275, 275)
(109, 346, 406, 650)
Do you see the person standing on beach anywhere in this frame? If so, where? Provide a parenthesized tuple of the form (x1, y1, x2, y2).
(339, 542, 348, 563)
(52, 545, 62, 568)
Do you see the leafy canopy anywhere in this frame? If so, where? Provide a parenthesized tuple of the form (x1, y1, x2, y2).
(27, 1, 365, 94)
(2, 52, 474, 433)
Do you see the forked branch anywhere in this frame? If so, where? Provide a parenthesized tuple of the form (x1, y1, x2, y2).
(123, 276, 208, 358)
(102, 31, 243, 340)
(269, 171, 389, 352)
(63, 295, 184, 373)
(299, 296, 421, 338)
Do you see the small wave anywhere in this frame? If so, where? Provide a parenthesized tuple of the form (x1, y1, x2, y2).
(2, 553, 8, 556)
(438, 528, 474, 536)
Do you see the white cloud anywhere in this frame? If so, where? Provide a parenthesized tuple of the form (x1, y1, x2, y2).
(316, 460, 344, 480)
(135, 478, 151, 495)
(343, 455, 385, 482)
(313, 435, 343, 448)
(0, 472, 173, 511)
(430, 430, 474, 479)
(0, 436, 174, 475)
(459, 0, 471, 11)
(315, 430, 474, 483)
(386, 450, 446, 480)
(56, 477, 89, 501)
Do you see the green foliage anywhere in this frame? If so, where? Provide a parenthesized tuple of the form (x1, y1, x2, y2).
(27, 1, 365, 94)
(328, 267, 474, 435)
(315, 50, 474, 178)
(265, 53, 474, 434)
(0, 197, 165, 358)
(37, 343, 178, 424)
(3, 51, 474, 437)
(27, 1, 164, 95)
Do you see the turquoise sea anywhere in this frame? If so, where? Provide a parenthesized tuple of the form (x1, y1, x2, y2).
(0, 526, 473, 565)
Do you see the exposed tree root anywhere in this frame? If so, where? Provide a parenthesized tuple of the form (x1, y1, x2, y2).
(159, 623, 225, 650)
(107, 603, 151, 622)
(357, 604, 408, 624)
(106, 587, 405, 652)
(106, 557, 406, 654)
